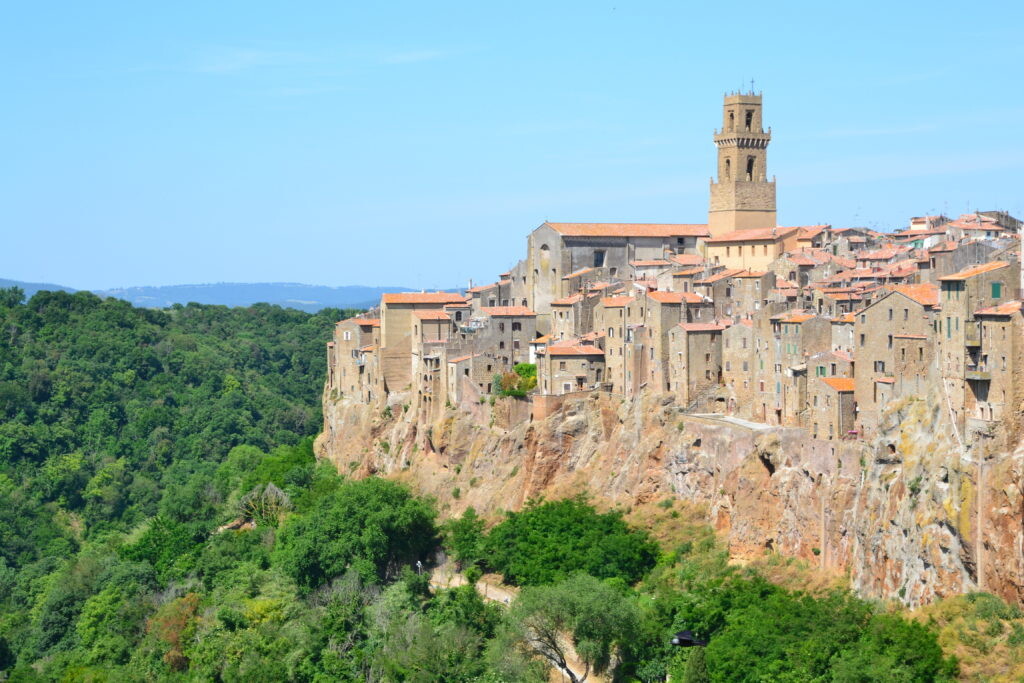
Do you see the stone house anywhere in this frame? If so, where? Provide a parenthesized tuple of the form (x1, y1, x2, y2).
(969, 300, 1024, 448)
(767, 312, 831, 427)
(479, 306, 537, 367)
(852, 283, 940, 436)
(592, 295, 637, 394)
(703, 226, 802, 270)
(525, 222, 709, 330)
(806, 377, 856, 440)
(379, 292, 467, 391)
(936, 261, 1019, 440)
(328, 316, 382, 403)
(537, 345, 607, 395)
(722, 319, 755, 414)
(667, 322, 726, 407)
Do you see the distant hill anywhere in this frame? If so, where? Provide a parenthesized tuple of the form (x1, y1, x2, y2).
(0, 279, 421, 312)
(0, 278, 77, 298)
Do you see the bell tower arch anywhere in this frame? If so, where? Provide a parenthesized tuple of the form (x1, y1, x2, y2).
(708, 91, 776, 236)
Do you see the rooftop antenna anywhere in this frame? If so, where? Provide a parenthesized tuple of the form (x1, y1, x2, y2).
(750, 78, 756, 94)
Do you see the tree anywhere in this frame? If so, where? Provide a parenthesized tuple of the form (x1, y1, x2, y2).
(483, 496, 657, 585)
(501, 574, 639, 683)
(273, 477, 437, 590)
(442, 506, 485, 570)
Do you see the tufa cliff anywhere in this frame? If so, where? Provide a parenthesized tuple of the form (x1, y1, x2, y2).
(317, 389, 1024, 607)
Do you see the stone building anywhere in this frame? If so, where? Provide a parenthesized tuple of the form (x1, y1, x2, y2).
(537, 345, 607, 395)
(936, 261, 1019, 440)
(853, 284, 940, 436)
(970, 300, 1024, 448)
(328, 316, 381, 403)
(479, 306, 538, 367)
(379, 292, 467, 391)
(525, 222, 709, 329)
(708, 91, 776, 235)
(668, 322, 726, 406)
(807, 377, 856, 440)
(704, 227, 802, 270)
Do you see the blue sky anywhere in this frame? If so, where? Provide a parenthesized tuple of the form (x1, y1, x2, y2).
(2, 1, 1022, 290)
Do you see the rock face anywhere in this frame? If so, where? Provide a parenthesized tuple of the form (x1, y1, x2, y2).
(317, 390, 1024, 606)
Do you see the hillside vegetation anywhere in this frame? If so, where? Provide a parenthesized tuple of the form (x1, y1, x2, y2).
(0, 286, 1014, 680)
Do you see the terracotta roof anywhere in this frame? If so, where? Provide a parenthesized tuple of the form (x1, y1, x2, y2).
(544, 222, 710, 238)
(677, 322, 726, 332)
(821, 377, 855, 392)
(833, 313, 856, 323)
(359, 344, 377, 352)
(551, 294, 583, 306)
(705, 226, 800, 243)
(880, 284, 936, 307)
(779, 313, 816, 324)
(600, 296, 633, 308)
(788, 254, 820, 266)
(481, 306, 537, 317)
(413, 310, 451, 321)
(448, 353, 479, 364)
(531, 334, 553, 344)
(443, 302, 471, 309)
(797, 225, 829, 239)
(939, 261, 1010, 281)
(563, 267, 595, 279)
(975, 300, 1023, 316)
(357, 317, 381, 327)
(382, 292, 466, 305)
(733, 270, 767, 278)
(647, 291, 705, 304)
(630, 259, 671, 267)
(695, 268, 746, 284)
(672, 267, 706, 276)
(497, 279, 512, 286)
(928, 240, 957, 253)
(467, 283, 497, 293)
(670, 253, 705, 266)
(546, 344, 605, 356)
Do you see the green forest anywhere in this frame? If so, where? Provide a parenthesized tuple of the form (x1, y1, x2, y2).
(0, 287, 1019, 680)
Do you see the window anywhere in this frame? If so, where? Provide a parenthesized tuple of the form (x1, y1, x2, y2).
(903, 309, 908, 321)
(817, 365, 826, 376)
(743, 361, 749, 371)
(512, 322, 522, 331)
(728, 111, 735, 131)
(888, 308, 893, 321)
(745, 110, 753, 131)
(498, 322, 505, 332)
(887, 334, 893, 350)
(343, 330, 351, 341)
(830, 363, 836, 374)
(594, 250, 606, 267)
(455, 311, 463, 321)
(724, 158, 731, 180)
(859, 333, 865, 347)
(992, 281, 1003, 298)
(608, 327, 614, 338)
(499, 341, 505, 349)
(559, 361, 566, 370)
(725, 361, 731, 370)
(489, 298, 496, 306)
(874, 360, 885, 373)
(745, 156, 755, 181)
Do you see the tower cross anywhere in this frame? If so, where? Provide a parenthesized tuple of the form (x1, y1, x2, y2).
(750, 78, 755, 93)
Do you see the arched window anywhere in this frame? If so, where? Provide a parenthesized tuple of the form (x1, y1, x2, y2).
(745, 110, 753, 131)
(724, 158, 731, 180)
(746, 156, 755, 181)
(608, 327, 614, 338)
(728, 111, 735, 131)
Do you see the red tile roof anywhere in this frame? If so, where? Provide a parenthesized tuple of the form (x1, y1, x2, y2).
(563, 267, 595, 279)
(448, 353, 480, 364)
(670, 253, 705, 266)
(546, 345, 605, 356)
(630, 259, 671, 267)
(821, 377, 855, 392)
(413, 310, 451, 321)
(672, 267, 706, 277)
(382, 292, 466, 305)
(939, 261, 1010, 281)
(481, 306, 537, 317)
(647, 291, 705, 304)
(599, 296, 633, 308)
(467, 283, 497, 293)
(551, 294, 583, 306)
(888, 283, 939, 307)
(705, 226, 800, 243)
(695, 268, 746, 284)
(544, 222, 710, 238)
(677, 322, 726, 332)
(975, 300, 1022, 316)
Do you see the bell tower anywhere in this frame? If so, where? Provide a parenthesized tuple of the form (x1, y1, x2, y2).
(708, 91, 776, 236)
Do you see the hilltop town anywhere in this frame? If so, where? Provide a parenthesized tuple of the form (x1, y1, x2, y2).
(326, 91, 1023, 454)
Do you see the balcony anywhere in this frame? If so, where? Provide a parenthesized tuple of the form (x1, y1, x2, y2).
(964, 321, 981, 347)
(965, 363, 990, 381)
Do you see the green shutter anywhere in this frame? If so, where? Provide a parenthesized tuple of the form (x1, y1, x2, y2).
(992, 282, 1002, 298)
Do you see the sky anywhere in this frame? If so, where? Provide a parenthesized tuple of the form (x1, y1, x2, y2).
(2, 1, 1023, 291)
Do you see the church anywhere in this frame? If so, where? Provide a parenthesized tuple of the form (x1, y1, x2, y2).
(515, 90, 800, 332)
